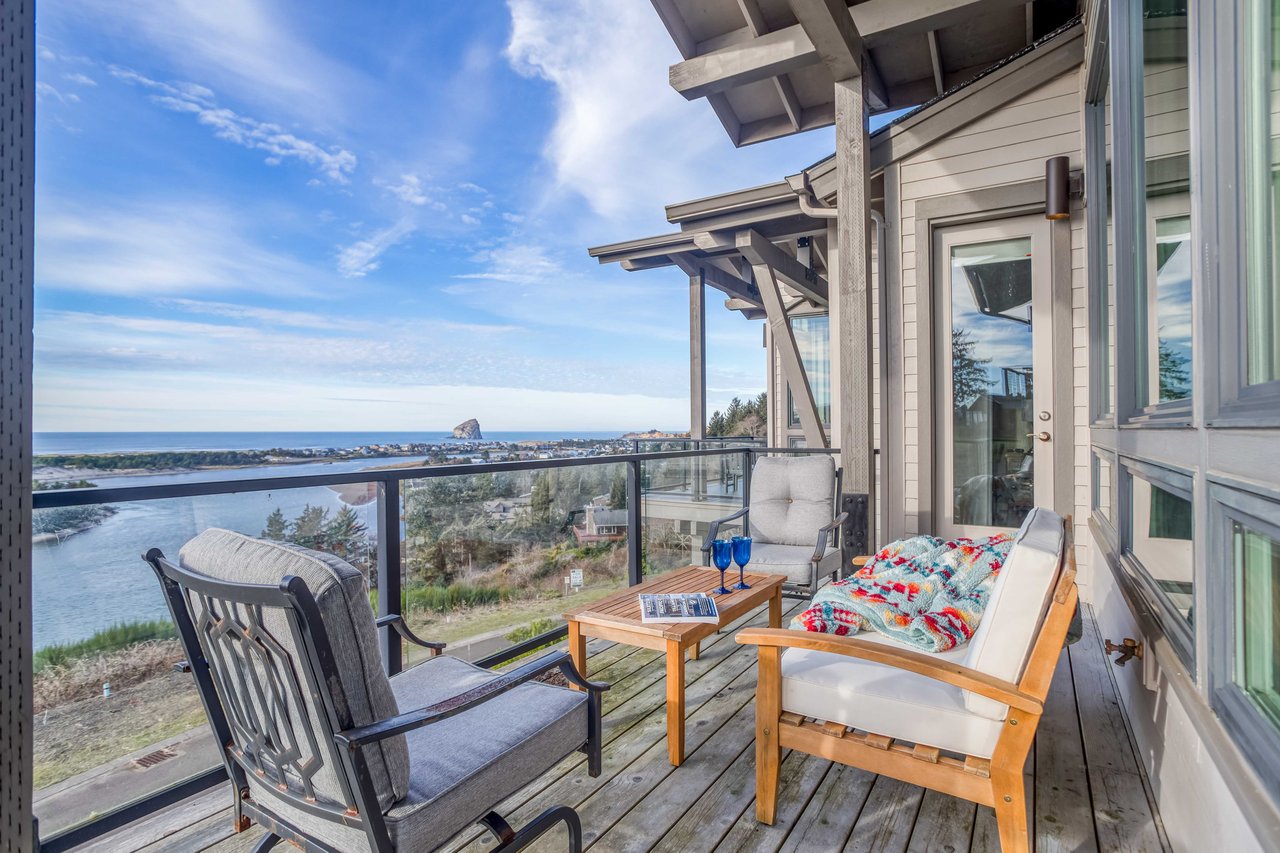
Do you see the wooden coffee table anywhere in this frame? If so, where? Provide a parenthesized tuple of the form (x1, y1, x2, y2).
(564, 565, 785, 766)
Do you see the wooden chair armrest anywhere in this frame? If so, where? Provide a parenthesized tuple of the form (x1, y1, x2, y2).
(735, 627, 1042, 715)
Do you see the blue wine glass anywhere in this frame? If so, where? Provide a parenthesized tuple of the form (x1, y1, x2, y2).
(710, 539, 733, 595)
(731, 535, 752, 589)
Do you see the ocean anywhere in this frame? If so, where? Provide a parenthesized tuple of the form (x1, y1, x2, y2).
(30, 430, 640, 649)
(34, 430, 627, 455)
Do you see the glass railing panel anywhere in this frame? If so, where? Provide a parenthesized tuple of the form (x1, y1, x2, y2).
(31, 480, 380, 838)
(640, 451, 747, 576)
(399, 462, 629, 668)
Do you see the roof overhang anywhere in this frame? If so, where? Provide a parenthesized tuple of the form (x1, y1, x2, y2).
(654, 0, 1079, 146)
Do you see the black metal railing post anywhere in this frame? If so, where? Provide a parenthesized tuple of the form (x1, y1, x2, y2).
(375, 478, 403, 676)
(626, 458, 643, 585)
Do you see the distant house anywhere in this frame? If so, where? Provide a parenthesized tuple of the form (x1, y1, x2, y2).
(573, 504, 627, 544)
(482, 494, 532, 522)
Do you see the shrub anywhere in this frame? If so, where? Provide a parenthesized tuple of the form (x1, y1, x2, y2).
(402, 583, 508, 614)
(34, 620, 177, 673)
(505, 617, 560, 644)
(34, 638, 184, 712)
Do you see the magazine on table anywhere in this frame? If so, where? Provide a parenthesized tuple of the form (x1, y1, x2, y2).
(638, 592, 720, 624)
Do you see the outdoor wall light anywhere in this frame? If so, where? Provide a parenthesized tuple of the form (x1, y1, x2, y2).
(1045, 155, 1071, 220)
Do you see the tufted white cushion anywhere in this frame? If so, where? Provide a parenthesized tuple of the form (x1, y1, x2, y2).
(748, 455, 837, 546)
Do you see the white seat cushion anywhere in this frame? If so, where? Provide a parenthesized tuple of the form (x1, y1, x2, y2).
(781, 640, 1003, 758)
(749, 542, 841, 587)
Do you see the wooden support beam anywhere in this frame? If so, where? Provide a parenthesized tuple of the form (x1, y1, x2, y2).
(927, 29, 945, 95)
(651, 0, 743, 143)
(754, 261, 828, 448)
(689, 271, 706, 441)
(835, 71, 876, 543)
(670, 0, 1027, 103)
(671, 254, 762, 308)
(787, 0, 864, 81)
(738, 0, 805, 130)
(736, 228, 829, 306)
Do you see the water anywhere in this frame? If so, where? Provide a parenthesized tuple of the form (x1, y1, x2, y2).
(32, 457, 386, 650)
(35, 430, 626, 455)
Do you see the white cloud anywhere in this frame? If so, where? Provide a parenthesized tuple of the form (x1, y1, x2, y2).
(36, 82, 80, 104)
(38, 46, 57, 61)
(63, 0, 365, 128)
(384, 173, 429, 206)
(456, 240, 566, 286)
(63, 72, 97, 86)
(460, 213, 481, 226)
(336, 219, 416, 278)
(36, 198, 326, 297)
(112, 66, 357, 182)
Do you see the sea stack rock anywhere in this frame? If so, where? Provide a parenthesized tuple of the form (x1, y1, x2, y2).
(452, 418, 483, 440)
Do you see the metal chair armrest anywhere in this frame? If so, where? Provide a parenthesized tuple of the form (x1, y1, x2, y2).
(700, 505, 750, 558)
(811, 511, 849, 564)
(335, 651, 609, 751)
(376, 613, 446, 655)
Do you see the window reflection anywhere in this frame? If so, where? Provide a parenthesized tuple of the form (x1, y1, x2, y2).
(1128, 470, 1194, 625)
(1141, 0, 1192, 406)
(788, 314, 831, 426)
(950, 238, 1035, 529)
(1235, 520, 1280, 730)
(1246, 0, 1280, 385)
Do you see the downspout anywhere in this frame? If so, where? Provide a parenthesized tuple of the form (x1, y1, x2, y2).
(792, 173, 888, 539)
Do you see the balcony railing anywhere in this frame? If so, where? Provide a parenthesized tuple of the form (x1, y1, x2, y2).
(31, 443, 832, 851)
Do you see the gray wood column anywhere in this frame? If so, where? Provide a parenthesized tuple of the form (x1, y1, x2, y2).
(835, 73, 875, 553)
(689, 271, 706, 441)
(689, 271, 706, 501)
(1, 1, 35, 849)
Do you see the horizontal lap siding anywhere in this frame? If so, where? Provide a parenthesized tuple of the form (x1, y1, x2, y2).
(893, 69, 1089, 577)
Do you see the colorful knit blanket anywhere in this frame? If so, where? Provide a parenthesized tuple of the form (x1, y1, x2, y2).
(790, 533, 1015, 652)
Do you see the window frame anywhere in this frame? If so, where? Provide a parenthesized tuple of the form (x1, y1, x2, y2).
(1119, 455, 1197, 668)
(1207, 476, 1280, 798)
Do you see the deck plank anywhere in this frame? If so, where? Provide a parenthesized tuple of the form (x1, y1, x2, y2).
(1035, 648, 1100, 853)
(1070, 618, 1168, 852)
(711, 751, 832, 853)
(775, 761, 875, 852)
(843, 775, 925, 853)
(905, 789, 976, 853)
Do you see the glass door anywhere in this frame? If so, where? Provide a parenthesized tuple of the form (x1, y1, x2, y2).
(935, 216, 1055, 538)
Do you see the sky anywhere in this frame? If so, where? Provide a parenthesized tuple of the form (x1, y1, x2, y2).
(32, 0, 842, 433)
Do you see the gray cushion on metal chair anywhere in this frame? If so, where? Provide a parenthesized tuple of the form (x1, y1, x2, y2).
(179, 529, 408, 809)
(749, 455, 838, 546)
(269, 655, 589, 850)
(750, 542, 843, 586)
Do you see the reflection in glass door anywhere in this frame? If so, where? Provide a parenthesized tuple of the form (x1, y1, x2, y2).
(936, 218, 1054, 537)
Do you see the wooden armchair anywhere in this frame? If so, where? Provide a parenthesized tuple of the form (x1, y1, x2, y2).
(737, 509, 1077, 853)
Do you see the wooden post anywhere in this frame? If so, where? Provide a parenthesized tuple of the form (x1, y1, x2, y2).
(690, 270, 707, 501)
(752, 261, 828, 447)
(835, 72, 875, 554)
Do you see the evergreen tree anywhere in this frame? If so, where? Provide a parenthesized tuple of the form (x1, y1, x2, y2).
(530, 473, 553, 524)
(951, 328, 993, 411)
(1158, 338, 1191, 401)
(289, 504, 330, 550)
(325, 506, 368, 558)
(262, 508, 287, 541)
(608, 469, 627, 509)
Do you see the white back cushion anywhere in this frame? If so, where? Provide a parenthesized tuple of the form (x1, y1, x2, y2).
(748, 455, 836, 546)
(959, 507, 1066, 719)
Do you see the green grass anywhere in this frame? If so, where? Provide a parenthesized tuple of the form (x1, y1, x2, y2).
(403, 582, 509, 613)
(34, 620, 176, 673)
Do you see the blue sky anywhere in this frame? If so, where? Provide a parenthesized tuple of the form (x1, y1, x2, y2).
(33, 0, 839, 433)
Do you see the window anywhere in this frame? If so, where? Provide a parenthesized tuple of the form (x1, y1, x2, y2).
(787, 314, 830, 426)
(1123, 460, 1195, 657)
(1245, 0, 1280, 387)
(1234, 520, 1280, 728)
(1093, 450, 1115, 523)
(1136, 0, 1193, 410)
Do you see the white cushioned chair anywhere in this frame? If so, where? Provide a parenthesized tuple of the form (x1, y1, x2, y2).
(737, 508, 1078, 853)
(702, 454, 846, 599)
(146, 529, 607, 853)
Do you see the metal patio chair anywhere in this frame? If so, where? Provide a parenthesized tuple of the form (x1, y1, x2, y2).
(145, 528, 607, 852)
(702, 454, 847, 600)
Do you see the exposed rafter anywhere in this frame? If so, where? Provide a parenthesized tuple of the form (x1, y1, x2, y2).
(670, 253, 763, 308)
(927, 29, 945, 95)
(787, 0, 864, 80)
(738, 0, 804, 131)
(736, 228, 828, 306)
(652, 0, 744, 143)
(669, 0, 1029, 106)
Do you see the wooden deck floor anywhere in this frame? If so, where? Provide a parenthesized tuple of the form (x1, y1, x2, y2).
(87, 601, 1169, 853)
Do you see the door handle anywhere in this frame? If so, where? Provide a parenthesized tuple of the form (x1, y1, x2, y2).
(1025, 432, 1051, 442)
